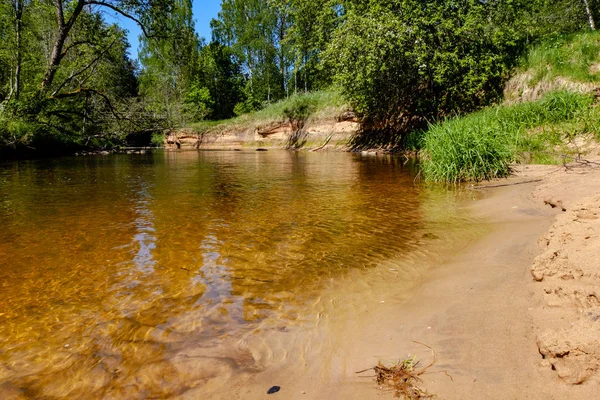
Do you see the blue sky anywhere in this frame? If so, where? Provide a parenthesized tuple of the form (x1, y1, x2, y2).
(103, 0, 222, 59)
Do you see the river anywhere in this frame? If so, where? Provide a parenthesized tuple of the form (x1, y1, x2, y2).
(0, 150, 484, 398)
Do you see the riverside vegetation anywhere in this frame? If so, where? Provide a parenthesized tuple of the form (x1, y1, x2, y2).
(2, 0, 600, 182)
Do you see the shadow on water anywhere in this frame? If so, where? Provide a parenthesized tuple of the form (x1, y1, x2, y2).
(0, 151, 478, 398)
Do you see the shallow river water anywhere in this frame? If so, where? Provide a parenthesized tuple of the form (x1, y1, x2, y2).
(0, 150, 483, 398)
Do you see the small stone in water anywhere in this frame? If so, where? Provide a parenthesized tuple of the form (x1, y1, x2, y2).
(267, 386, 281, 394)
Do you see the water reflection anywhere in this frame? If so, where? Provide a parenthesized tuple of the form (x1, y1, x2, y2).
(0, 151, 481, 398)
(131, 180, 156, 274)
(197, 228, 245, 324)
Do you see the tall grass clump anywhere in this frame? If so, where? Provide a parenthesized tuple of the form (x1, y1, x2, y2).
(421, 91, 594, 182)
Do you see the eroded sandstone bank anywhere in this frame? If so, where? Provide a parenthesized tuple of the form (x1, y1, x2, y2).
(164, 118, 360, 151)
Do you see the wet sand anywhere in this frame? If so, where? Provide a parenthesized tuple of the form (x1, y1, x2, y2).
(204, 159, 600, 400)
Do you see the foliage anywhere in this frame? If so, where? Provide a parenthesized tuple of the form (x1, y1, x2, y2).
(0, 0, 175, 156)
(196, 42, 244, 119)
(326, 0, 528, 149)
(190, 89, 345, 133)
(520, 0, 600, 37)
(209, 0, 341, 113)
(519, 30, 600, 86)
(282, 95, 317, 123)
(183, 84, 213, 121)
(2, 0, 600, 157)
(211, 0, 287, 108)
(138, 0, 200, 127)
(420, 91, 595, 182)
(283, 0, 340, 92)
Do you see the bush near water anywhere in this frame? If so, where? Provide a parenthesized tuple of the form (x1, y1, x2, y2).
(419, 30, 600, 182)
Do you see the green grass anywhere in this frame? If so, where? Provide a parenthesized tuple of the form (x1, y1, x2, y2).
(518, 31, 600, 87)
(420, 91, 596, 182)
(188, 90, 346, 134)
(422, 30, 600, 183)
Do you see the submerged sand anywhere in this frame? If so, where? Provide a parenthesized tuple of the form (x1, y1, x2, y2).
(1, 153, 598, 399)
(195, 156, 600, 399)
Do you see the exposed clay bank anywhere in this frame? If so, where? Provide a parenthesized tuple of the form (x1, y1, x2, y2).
(164, 118, 360, 151)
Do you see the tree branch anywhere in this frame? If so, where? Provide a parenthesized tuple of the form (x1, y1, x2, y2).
(50, 88, 121, 121)
(61, 40, 97, 58)
(85, 1, 154, 38)
(46, 109, 98, 124)
(65, 0, 86, 31)
(40, 0, 86, 91)
(55, 0, 65, 28)
(52, 39, 117, 97)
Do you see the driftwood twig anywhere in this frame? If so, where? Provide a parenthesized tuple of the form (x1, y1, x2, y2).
(311, 134, 333, 152)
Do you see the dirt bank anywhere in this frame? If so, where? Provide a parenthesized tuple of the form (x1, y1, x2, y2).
(165, 119, 359, 151)
(528, 159, 600, 387)
(188, 156, 600, 399)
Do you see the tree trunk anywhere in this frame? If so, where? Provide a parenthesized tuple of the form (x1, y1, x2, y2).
(14, 0, 23, 100)
(40, 0, 84, 92)
(278, 12, 286, 96)
(304, 52, 307, 92)
(583, 0, 596, 30)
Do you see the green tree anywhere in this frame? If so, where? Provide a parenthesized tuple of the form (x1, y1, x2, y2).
(326, 0, 539, 148)
(138, 0, 200, 126)
(211, 0, 289, 109)
(196, 42, 244, 120)
(284, 0, 340, 92)
(0, 0, 169, 154)
(183, 83, 213, 120)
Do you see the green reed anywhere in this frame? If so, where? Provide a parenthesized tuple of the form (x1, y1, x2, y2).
(421, 91, 594, 182)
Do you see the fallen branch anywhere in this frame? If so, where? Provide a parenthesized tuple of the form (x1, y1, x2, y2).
(311, 134, 332, 152)
(543, 199, 566, 212)
(471, 178, 543, 189)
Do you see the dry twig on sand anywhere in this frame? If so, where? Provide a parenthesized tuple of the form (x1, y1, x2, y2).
(356, 341, 446, 399)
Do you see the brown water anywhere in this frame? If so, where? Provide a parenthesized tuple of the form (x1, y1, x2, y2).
(0, 151, 483, 399)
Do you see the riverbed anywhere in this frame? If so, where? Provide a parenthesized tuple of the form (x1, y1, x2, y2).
(0, 150, 485, 398)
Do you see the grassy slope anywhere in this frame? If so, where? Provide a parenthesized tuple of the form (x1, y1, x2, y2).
(519, 31, 600, 87)
(421, 30, 600, 183)
(187, 90, 347, 134)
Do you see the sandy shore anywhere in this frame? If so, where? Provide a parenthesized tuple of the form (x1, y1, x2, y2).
(409, 159, 600, 399)
(190, 156, 600, 399)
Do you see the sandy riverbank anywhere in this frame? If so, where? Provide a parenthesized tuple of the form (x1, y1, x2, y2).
(194, 154, 600, 399)
(404, 159, 600, 399)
